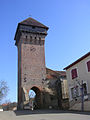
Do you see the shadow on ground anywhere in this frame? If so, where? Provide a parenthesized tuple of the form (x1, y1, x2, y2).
(14, 109, 90, 116)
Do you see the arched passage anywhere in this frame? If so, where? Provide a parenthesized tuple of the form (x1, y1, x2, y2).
(29, 86, 41, 109)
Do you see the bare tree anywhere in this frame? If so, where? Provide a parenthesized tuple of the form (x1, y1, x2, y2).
(0, 80, 9, 103)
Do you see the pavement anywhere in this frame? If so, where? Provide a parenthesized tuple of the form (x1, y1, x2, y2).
(0, 110, 90, 120)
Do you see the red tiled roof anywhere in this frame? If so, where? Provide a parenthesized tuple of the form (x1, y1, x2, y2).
(55, 71, 66, 77)
(2, 103, 9, 106)
(64, 52, 90, 70)
(46, 68, 66, 79)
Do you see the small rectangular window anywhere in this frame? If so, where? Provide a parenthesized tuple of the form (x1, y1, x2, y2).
(71, 87, 79, 99)
(71, 68, 78, 79)
(87, 60, 90, 72)
(83, 83, 87, 95)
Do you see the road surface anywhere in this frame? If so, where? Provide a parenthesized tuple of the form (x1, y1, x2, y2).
(0, 110, 90, 120)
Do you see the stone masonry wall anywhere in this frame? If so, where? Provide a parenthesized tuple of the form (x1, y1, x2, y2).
(21, 33, 46, 90)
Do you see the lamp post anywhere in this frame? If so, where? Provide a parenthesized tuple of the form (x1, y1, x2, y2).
(76, 79, 84, 111)
(81, 80, 84, 111)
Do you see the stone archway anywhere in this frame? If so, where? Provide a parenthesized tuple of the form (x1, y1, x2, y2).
(29, 86, 41, 109)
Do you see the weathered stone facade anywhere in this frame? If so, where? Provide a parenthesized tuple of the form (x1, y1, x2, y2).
(64, 52, 90, 111)
(14, 18, 48, 109)
(14, 17, 69, 110)
(45, 68, 69, 109)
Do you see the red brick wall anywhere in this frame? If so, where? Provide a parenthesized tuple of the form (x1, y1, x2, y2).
(17, 33, 46, 104)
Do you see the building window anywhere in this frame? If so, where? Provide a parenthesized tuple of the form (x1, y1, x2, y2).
(83, 83, 87, 95)
(71, 86, 79, 99)
(87, 60, 90, 72)
(71, 68, 78, 79)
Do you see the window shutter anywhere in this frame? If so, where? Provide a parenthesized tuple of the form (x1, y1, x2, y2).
(87, 60, 90, 72)
(71, 68, 78, 79)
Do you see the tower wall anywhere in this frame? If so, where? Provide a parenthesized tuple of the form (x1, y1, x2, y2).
(15, 18, 48, 109)
(18, 32, 46, 90)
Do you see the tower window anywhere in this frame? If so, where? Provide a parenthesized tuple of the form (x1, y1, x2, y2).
(39, 37, 41, 45)
(35, 37, 36, 39)
(30, 36, 32, 43)
(25, 35, 28, 44)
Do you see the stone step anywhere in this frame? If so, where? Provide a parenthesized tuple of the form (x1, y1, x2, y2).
(70, 100, 90, 111)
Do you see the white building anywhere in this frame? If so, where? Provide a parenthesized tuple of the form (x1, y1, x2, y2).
(64, 52, 90, 111)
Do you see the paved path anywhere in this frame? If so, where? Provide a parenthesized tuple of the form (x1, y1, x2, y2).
(0, 110, 90, 120)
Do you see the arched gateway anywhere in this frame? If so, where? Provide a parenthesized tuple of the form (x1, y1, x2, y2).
(30, 86, 41, 109)
(14, 17, 48, 109)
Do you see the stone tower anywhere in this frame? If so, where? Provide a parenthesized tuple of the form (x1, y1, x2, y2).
(14, 17, 48, 109)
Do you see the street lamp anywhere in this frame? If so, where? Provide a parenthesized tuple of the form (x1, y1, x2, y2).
(75, 79, 84, 111)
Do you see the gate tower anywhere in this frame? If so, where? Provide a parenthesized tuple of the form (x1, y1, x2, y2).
(14, 17, 48, 109)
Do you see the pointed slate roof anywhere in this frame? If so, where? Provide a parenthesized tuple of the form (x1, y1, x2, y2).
(19, 17, 49, 29)
(14, 17, 49, 42)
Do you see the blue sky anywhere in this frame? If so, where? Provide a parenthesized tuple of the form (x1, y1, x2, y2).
(29, 90, 36, 98)
(0, 0, 90, 103)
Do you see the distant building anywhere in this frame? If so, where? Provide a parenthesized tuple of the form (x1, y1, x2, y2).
(64, 52, 90, 111)
(45, 68, 69, 109)
(55, 70, 68, 99)
(2, 102, 17, 111)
